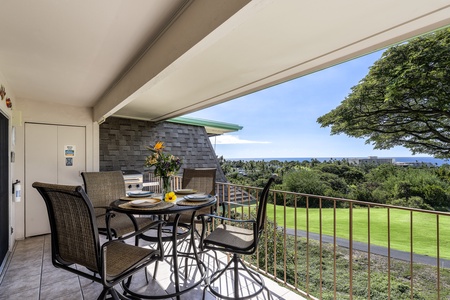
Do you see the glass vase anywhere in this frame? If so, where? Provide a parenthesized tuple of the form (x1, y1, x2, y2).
(161, 176, 172, 201)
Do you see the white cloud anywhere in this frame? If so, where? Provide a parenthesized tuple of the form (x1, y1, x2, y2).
(210, 135, 270, 145)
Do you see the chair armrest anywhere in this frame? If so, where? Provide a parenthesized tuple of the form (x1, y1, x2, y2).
(113, 220, 165, 243)
(197, 213, 257, 251)
(197, 213, 255, 224)
(94, 205, 111, 210)
(100, 207, 134, 240)
(219, 201, 226, 218)
(102, 219, 165, 259)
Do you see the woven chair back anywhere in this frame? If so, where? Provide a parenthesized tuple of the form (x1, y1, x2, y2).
(182, 168, 216, 195)
(256, 175, 276, 236)
(82, 171, 126, 217)
(32, 182, 100, 272)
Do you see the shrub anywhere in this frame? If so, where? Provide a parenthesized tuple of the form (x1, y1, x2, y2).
(389, 196, 433, 210)
(283, 169, 326, 197)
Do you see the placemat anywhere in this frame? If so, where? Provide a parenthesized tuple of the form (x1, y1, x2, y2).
(177, 198, 215, 206)
(120, 196, 161, 201)
(118, 201, 174, 211)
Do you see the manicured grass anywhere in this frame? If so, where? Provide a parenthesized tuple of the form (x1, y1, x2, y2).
(266, 205, 450, 259)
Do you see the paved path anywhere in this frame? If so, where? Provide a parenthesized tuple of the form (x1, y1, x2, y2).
(285, 228, 450, 268)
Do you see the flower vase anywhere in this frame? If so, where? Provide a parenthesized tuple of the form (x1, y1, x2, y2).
(161, 176, 172, 201)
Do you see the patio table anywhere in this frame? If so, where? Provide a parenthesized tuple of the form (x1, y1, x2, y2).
(109, 194, 217, 299)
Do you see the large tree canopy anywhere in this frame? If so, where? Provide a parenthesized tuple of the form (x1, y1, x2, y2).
(317, 28, 450, 158)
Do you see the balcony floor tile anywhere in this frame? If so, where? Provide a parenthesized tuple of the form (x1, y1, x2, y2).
(0, 234, 308, 300)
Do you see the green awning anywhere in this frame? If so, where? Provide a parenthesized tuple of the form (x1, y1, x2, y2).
(168, 116, 242, 136)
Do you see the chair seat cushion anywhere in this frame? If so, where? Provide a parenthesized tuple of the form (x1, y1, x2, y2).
(96, 213, 154, 238)
(204, 224, 254, 251)
(105, 241, 157, 280)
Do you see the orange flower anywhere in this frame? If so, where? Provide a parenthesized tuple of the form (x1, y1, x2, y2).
(154, 141, 164, 152)
(145, 141, 182, 177)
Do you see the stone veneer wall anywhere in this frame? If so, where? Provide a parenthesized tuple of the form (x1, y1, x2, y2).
(99, 117, 227, 182)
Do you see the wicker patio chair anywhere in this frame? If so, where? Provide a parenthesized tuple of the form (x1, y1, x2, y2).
(177, 168, 220, 269)
(146, 168, 217, 278)
(167, 168, 218, 242)
(32, 182, 164, 300)
(178, 168, 217, 222)
(197, 175, 276, 300)
(181, 168, 216, 195)
(82, 171, 155, 244)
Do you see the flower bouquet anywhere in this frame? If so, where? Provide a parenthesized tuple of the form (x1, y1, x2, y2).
(145, 141, 182, 201)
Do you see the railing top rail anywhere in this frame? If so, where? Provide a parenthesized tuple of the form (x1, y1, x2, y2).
(215, 181, 450, 217)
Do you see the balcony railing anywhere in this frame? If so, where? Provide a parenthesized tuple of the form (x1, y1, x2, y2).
(147, 173, 450, 299)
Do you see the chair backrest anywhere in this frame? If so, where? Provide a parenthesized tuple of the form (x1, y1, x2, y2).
(256, 175, 277, 236)
(182, 168, 216, 195)
(82, 171, 126, 217)
(32, 182, 100, 272)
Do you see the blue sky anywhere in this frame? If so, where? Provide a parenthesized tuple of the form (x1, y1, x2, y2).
(184, 51, 426, 159)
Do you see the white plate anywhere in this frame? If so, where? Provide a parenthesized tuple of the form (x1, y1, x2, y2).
(184, 194, 212, 202)
(130, 199, 161, 207)
(186, 193, 208, 198)
(127, 191, 154, 198)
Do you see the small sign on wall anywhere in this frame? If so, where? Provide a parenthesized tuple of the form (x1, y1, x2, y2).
(64, 145, 75, 157)
(64, 145, 75, 166)
(65, 157, 73, 166)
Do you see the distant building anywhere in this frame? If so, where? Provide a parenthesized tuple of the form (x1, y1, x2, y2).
(346, 156, 435, 167)
(347, 156, 395, 165)
(393, 161, 434, 167)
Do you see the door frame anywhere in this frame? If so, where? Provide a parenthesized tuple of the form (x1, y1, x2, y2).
(24, 122, 86, 237)
(0, 110, 10, 274)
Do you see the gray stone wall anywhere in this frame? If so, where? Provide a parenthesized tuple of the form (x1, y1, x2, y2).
(99, 117, 226, 182)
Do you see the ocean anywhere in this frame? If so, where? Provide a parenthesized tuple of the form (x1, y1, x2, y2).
(228, 157, 450, 166)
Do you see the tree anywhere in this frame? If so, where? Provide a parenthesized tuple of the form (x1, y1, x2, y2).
(317, 28, 450, 158)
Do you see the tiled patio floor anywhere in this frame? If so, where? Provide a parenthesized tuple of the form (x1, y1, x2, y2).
(0, 235, 307, 300)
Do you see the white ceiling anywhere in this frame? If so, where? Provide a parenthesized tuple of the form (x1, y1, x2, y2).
(1, 0, 449, 123)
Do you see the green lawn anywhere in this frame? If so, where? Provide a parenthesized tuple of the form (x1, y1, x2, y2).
(266, 205, 450, 259)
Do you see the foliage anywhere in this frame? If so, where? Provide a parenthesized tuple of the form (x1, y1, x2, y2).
(254, 220, 450, 299)
(222, 160, 450, 298)
(220, 158, 450, 211)
(283, 169, 327, 196)
(317, 28, 450, 158)
(144, 141, 182, 177)
(368, 166, 450, 208)
(389, 196, 433, 210)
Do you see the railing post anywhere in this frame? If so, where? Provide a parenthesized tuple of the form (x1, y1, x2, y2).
(349, 202, 353, 300)
(437, 214, 440, 299)
(213, 180, 450, 300)
(367, 205, 371, 300)
(388, 208, 391, 299)
(410, 210, 414, 299)
(333, 200, 337, 299)
(319, 197, 323, 299)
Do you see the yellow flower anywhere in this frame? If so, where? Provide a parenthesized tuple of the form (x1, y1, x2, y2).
(144, 140, 182, 177)
(165, 191, 177, 202)
(148, 154, 158, 165)
(154, 141, 164, 152)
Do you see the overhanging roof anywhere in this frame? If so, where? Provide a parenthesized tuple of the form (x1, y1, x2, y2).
(1, 0, 449, 123)
(168, 116, 243, 136)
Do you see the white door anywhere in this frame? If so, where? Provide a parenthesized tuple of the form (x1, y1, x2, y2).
(25, 123, 86, 237)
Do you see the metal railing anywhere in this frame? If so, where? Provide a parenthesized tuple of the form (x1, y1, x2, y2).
(214, 181, 450, 300)
(146, 173, 450, 299)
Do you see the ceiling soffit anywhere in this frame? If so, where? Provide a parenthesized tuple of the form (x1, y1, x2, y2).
(93, 0, 251, 121)
(107, 0, 450, 123)
(0, 0, 192, 107)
